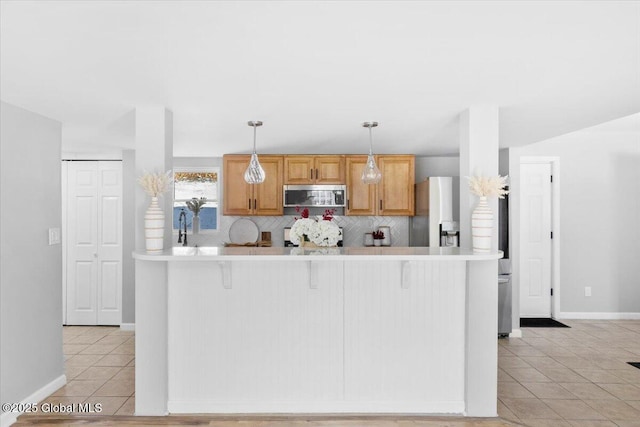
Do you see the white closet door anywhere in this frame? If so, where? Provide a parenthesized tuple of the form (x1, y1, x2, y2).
(520, 162, 552, 318)
(66, 161, 122, 325)
(67, 161, 99, 324)
(96, 161, 123, 325)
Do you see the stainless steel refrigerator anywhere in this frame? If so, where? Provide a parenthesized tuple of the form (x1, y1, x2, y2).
(409, 177, 459, 247)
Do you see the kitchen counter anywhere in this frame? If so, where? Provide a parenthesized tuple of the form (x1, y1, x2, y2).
(133, 247, 502, 417)
(133, 246, 502, 261)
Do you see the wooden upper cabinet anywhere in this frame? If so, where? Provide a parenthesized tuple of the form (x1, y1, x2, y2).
(223, 155, 252, 216)
(314, 156, 344, 184)
(345, 155, 415, 216)
(223, 155, 283, 216)
(253, 156, 283, 216)
(345, 155, 376, 216)
(284, 155, 344, 184)
(378, 155, 415, 216)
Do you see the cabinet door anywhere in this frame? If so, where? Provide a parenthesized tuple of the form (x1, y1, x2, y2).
(254, 156, 284, 216)
(378, 155, 415, 216)
(315, 155, 345, 184)
(223, 155, 253, 215)
(345, 156, 376, 216)
(284, 156, 314, 184)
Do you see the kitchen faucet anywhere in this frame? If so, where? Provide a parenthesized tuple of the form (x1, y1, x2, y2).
(178, 209, 188, 246)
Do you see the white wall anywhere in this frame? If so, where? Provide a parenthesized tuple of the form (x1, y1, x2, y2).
(510, 128, 640, 317)
(1, 102, 65, 418)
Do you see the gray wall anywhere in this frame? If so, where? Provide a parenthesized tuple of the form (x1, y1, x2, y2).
(510, 128, 640, 315)
(1, 102, 64, 408)
(122, 150, 136, 324)
(415, 156, 459, 181)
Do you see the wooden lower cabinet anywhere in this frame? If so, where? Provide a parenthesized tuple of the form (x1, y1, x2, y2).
(223, 155, 283, 216)
(345, 155, 414, 216)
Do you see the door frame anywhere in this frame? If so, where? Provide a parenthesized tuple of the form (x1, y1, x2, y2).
(519, 156, 561, 318)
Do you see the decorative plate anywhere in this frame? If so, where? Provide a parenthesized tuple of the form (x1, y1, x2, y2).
(229, 218, 259, 244)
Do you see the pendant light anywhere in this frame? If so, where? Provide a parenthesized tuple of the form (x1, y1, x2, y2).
(244, 121, 266, 184)
(361, 121, 382, 184)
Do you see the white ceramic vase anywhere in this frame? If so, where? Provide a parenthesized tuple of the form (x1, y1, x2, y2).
(471, 196, 493, 252)
(144, 196, 165, 253)
(192, 215, 200, 234)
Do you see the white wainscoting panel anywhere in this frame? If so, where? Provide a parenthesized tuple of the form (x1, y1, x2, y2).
(344, 260, 466, 409)
(166, 260, 466, 413)
(168, 261, 344, 411)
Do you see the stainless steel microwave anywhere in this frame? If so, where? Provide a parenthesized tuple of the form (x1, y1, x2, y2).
(283, 185, 347, 208)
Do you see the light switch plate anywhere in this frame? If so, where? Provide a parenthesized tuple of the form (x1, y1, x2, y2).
(48, 227, 61, 245)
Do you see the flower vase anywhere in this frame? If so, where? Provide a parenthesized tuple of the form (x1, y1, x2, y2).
(471, 196, 493, 252)
(144, 197, 165, 253)
(374, 239, 382, 247)
(192, 215, 200, 234)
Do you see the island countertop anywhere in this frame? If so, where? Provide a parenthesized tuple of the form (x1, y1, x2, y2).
(133, 246, 503, 261)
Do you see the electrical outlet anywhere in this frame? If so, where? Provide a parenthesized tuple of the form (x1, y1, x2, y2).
(48, 227, 61, 245)
(585, 286, 592, 297)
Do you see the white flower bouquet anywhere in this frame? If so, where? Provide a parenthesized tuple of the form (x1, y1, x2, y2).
(289, 208, 342, 247)
(138, 170, 172, 197)
(467, 175, 509, 199)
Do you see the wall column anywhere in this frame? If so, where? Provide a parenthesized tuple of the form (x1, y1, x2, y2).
(459, 105, 499, 250)
(134, 106, 173, 415)
(459, 106, 500, 417)
(135, 106, 174, 251)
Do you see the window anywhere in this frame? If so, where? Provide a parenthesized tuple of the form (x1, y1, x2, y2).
(173, 168, 219, 231)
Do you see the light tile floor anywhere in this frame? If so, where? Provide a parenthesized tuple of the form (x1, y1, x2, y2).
(16, 320, 640, 426)
(47, 325, 136, 416)
(498, 319, 640, 427)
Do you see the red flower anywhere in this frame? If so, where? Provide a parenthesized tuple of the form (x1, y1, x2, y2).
(295, 206, 309, 220)
(322, 208, 335, 221)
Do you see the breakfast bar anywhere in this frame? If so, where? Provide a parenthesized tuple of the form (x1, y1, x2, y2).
(133, 247, 502, 417)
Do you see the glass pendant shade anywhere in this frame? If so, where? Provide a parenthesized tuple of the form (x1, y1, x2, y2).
(244, 153, 265, 184)
(361, 121, 382, 184)
(362, 154, 382, 184)
(244, 121, 266, 184)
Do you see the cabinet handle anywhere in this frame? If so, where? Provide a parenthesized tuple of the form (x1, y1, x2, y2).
(254, 199, 257, 210)
(315, 168, 318, 180)
(379, 200, 383, 210)
(347, 199, 350, 210)
(248, 198, 251, 210)
(310, 169, 313, 179)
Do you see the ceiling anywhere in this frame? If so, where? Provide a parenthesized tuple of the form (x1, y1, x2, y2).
(1, 1, 639, 157)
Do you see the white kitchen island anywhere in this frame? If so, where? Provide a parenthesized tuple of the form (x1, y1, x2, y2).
(133, 246, 502, 417)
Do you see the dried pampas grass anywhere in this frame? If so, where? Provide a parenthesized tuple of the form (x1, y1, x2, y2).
(467, 175, 509, 198)
(138, 170, 172, 197)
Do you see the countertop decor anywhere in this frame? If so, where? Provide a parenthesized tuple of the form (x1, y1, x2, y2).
(138, 170, 172, 253)
(290, 207, 342, 247)
(467, 175, 509, 253)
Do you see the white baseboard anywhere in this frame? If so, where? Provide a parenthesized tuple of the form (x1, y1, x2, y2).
(557, 312, 640, 320)
(1, 374, 66, 427)
(509, 328, 523, 338)
(120, 323, 135, 331)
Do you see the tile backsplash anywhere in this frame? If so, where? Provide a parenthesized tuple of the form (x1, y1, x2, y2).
(178, 215, 409, 248)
